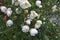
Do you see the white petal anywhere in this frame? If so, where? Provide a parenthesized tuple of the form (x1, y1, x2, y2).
(25, 19, 31, 25)
(30, 11, 38, 19)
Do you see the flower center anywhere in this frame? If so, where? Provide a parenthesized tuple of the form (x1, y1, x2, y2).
(24, 2, 28, 6)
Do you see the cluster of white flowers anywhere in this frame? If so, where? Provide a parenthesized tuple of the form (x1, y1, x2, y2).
(12, 0, 31, 9)
(0, 0, 43, 36)
(22, 10, 42, 36)
(21, 25, 39, 36)
(0, 6, 13, 26)
(0, 6, 13, 27)
(12, 0, 43, 9)
(0, 6, 12, 17)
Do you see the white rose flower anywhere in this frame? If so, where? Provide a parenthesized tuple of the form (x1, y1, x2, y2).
(30, 28, 38, 36)
(6, 8, 12, 17)
(25, 19, 31, 25)
(19, 0, 31, 9)
(35, 20, 42, 29)
(22, 25, 30, 32)
(6, 20, 13, 27)
(30, 11, 38, 20)
(36, 0, 42, 8)
(0, 6, 7, 13)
